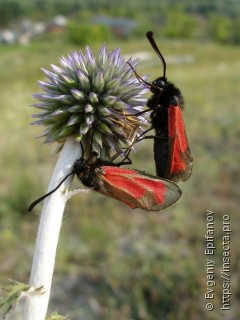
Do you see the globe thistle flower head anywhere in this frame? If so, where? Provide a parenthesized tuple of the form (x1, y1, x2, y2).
(32, 44, 149, 159)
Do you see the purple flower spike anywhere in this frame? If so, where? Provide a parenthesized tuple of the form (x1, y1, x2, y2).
(32, 44, 149, 159)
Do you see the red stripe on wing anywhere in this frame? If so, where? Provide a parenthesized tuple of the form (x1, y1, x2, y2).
(168, 105, 193, 182)
(133, 176, 165, 204)
(96, 166, 181, 211)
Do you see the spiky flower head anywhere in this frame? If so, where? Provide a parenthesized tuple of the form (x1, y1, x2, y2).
(32, 44, 148, 159)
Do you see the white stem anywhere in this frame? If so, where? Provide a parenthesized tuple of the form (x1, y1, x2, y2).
(23, 137, 82, 320)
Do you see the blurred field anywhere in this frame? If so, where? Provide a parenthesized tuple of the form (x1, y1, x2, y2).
(0, 35, 239, 319)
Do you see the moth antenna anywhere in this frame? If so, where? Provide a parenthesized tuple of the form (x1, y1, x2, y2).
(28, 171, 74, 212)
(80, 142, 84, 159)
(146, 31, 167, 78)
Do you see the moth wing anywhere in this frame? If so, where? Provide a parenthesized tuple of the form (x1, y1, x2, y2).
(96, 166, 181, 211)
(167, 105, 193, 182)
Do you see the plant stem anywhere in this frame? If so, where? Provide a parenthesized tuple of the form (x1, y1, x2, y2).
(23, 137, 81, 320)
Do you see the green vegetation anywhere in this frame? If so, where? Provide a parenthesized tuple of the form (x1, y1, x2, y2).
(0, 30, 239, 319)
(67, 23, 112, 45)
(1, 0, 240, 44)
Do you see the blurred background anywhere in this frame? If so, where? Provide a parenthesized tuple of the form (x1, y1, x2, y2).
(0, 0, 239, 319)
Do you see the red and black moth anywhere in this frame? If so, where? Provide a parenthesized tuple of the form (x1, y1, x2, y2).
(28, 152, 181, 212)
(129, 31, 193, 182)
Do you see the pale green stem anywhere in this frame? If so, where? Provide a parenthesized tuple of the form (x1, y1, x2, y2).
(23, 137, 82, 320)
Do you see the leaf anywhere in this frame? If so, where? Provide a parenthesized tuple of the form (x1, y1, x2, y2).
(0, 281, 30, 319)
